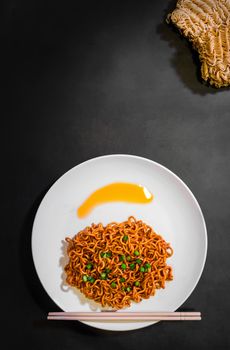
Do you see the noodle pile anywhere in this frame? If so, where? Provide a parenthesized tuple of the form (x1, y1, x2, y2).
(64, 216, 173, 309)
(167, 0, 230, 87)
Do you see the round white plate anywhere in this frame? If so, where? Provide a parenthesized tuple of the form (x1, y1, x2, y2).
(32, 154, 207, 331)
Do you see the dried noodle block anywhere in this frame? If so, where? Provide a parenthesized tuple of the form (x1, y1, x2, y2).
(167, 0, 230, 87)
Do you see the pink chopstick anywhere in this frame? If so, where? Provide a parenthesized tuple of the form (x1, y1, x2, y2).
(47, 311, 201, 321)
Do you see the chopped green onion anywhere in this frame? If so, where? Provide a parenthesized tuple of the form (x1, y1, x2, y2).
(87, 276, 95, 283)
(126, 287, 131, 292)
(120, 277, 126, 283)
(82, 275, 88, 282)
(134, 250, 140, 256)
(144, 263, 151, 272)
(136, 259, 142, 265)
(100, 252, 111, 258)
(119, 255, 125, 261)
(105, 268, 111, 274)
(86, 263, 93, 270)
(134, 281, 140, 287)
(123, 235, 128, 242)
(121, 263, 127, 270)
(140, 266, 145, 273)
(130, 263, 135, 270)
(126, 256, 131, 261)
(100, 272, 107, 279)
(111, 282, 117, 288)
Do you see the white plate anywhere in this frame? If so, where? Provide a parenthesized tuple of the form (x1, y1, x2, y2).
(31, 154, 207, 331)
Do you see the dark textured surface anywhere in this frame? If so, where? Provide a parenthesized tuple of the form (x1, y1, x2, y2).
(3, 0, 230, 349)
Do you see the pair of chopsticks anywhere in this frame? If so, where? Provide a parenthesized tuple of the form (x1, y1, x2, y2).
(47, 311, 201, 321)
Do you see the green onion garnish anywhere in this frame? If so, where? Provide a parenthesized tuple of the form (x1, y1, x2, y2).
(100, 272, 107, 279)
(82, 275, 88, 282)
(111, 282, 117, 288)
(87, 276, 95, 283)
(119, 255, 125, 262)
(130, 263, 135, 270)
(100, 252, 111, 258)
(136, 259, 142, 265)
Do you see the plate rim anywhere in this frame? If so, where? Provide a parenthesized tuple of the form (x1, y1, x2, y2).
(31, 153, 208, 331)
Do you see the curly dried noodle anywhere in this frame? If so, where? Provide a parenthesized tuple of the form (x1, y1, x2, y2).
(65, 216, 173, 309)
(167, 0, 230, 87)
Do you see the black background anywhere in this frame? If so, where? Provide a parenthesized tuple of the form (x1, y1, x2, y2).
(4, 0, 230, 349)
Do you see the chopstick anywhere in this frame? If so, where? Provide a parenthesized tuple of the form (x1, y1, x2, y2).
(47, 311, 201, 321)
